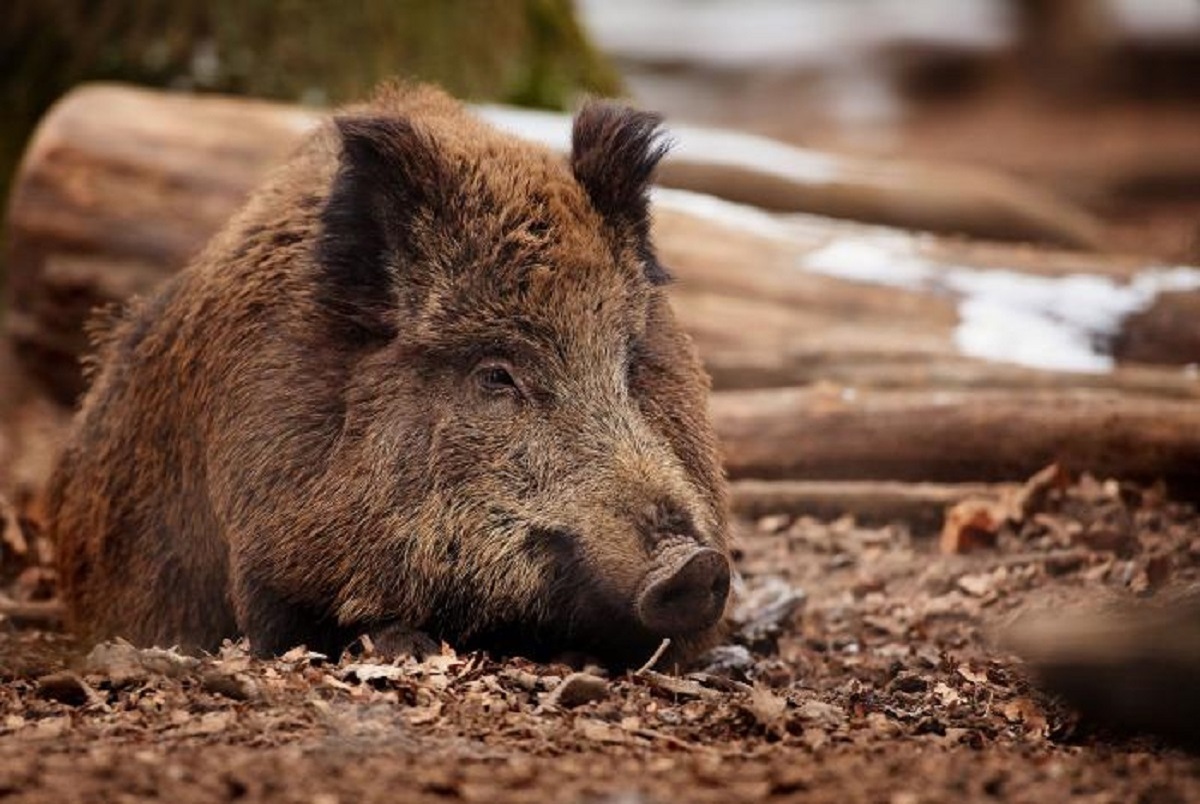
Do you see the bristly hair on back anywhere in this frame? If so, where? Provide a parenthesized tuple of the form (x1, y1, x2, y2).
(570, 101, 673, 286)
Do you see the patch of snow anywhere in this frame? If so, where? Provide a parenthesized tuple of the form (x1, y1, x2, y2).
(954, 296, 1115, 373)
(577, 0, 1011, 69)
(670, 126, 844, 186)
(650, 188, 798, 242)
(474, 105, 572, 152)
(802, 237, 1200, 374)
(476, 106, 845, 186)
(803, 237, 934, 289)
(1104, 0, 1200, 41)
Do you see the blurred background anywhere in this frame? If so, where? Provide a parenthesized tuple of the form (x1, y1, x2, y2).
(2, 0, 1198, 262)
(578, 0, 1200, 261)
(7, 0, 1200, 264)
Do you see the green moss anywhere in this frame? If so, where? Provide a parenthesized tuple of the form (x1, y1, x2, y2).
(0, 0, 624, 285)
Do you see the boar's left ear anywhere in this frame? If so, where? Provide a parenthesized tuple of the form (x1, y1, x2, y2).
(571, 102, 672, 285)
(318, 115, 450, 340)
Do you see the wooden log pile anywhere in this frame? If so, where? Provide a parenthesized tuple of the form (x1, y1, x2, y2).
(4, 83, 1200, 520)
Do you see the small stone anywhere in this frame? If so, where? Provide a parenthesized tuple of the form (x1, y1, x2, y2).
(543, 672, 608, 709)
(956, 573, 994, 598)
(697, 644, 754, 676)
(37, 672, 91, 707)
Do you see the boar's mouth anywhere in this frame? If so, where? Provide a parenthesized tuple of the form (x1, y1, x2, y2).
(458, 526, 730, 669)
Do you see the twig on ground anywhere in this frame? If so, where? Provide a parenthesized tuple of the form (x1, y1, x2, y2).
(635, 638, 671, 675)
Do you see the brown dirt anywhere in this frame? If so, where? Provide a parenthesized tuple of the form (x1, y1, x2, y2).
(2, 470, 1199, 803)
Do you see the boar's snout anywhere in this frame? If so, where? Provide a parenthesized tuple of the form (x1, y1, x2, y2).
(636, 541, 731, 637)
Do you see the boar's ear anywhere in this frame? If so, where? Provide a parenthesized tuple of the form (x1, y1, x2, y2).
(317, 115, 449, 340)
(571, 102, 672, 286)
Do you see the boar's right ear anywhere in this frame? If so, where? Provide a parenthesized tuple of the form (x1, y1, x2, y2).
(571, 102, 672, 286)
(317, 116, 449, 340)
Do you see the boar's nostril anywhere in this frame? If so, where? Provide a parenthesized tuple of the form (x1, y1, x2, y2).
(636, 547, 730, 637)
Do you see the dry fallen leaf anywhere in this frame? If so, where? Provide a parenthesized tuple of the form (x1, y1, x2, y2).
(575, 718, 628, 744)
(940, 500, 1005, 554)
(182, 711, 236, 736)
(341, 663, 407, 685)
(794, 699, 846, 729)
(1001, 698, 1048, 738)
(745, 686, 787, 733)
(956, 664, 989, 685)
(406, 702, 443, 725)
(933, 682, 962, 707)
(84, 641, 198, 687)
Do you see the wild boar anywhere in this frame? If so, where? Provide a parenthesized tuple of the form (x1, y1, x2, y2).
(48, 84, 731, 669)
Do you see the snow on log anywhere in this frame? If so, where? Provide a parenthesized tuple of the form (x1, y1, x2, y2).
(476, 105, 1102, 249)
(4, 84, 1197, 406)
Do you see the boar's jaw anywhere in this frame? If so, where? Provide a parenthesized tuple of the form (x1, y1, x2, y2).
(460, 523, 728, 668)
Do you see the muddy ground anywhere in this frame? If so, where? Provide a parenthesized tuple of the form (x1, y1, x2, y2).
(2, 468, 1199, 803)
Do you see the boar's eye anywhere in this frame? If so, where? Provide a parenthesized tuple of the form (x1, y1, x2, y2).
(476, 362, 522, 397)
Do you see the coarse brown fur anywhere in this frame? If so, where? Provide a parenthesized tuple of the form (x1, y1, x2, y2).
(48, 84, 730, 669)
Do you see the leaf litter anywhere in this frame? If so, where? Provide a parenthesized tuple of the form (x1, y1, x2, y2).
(1, 467, 1199, 801)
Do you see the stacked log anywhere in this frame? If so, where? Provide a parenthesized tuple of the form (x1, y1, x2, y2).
(4, 84, 1200, 511)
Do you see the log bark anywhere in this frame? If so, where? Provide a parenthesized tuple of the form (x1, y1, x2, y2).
(711, 386, 1200, 494)
(0, 600, 64, 630)
(4, 83, 1198, 409)
(4, 86, 312, 400)
(730, 479, 1014, 529)
(476, 104, 1103, 249)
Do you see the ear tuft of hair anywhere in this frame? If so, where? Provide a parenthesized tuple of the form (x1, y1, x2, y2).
(570, 102, 672, 285)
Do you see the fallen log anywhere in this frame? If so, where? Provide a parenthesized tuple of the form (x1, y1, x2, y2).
(476, 105, 1102, 248)
(0, 600, 64, 630)
(9, 83, 1164, 404)
(702, 348, 1200, 398)
(729, 479, 1015, 529)
(4, 86, 313, 400)
(711, 386, 1200, 493)
(653, 196, 1200, 390)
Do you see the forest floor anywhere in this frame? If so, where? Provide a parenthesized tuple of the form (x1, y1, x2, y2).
(2, 469, 1199, 803)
